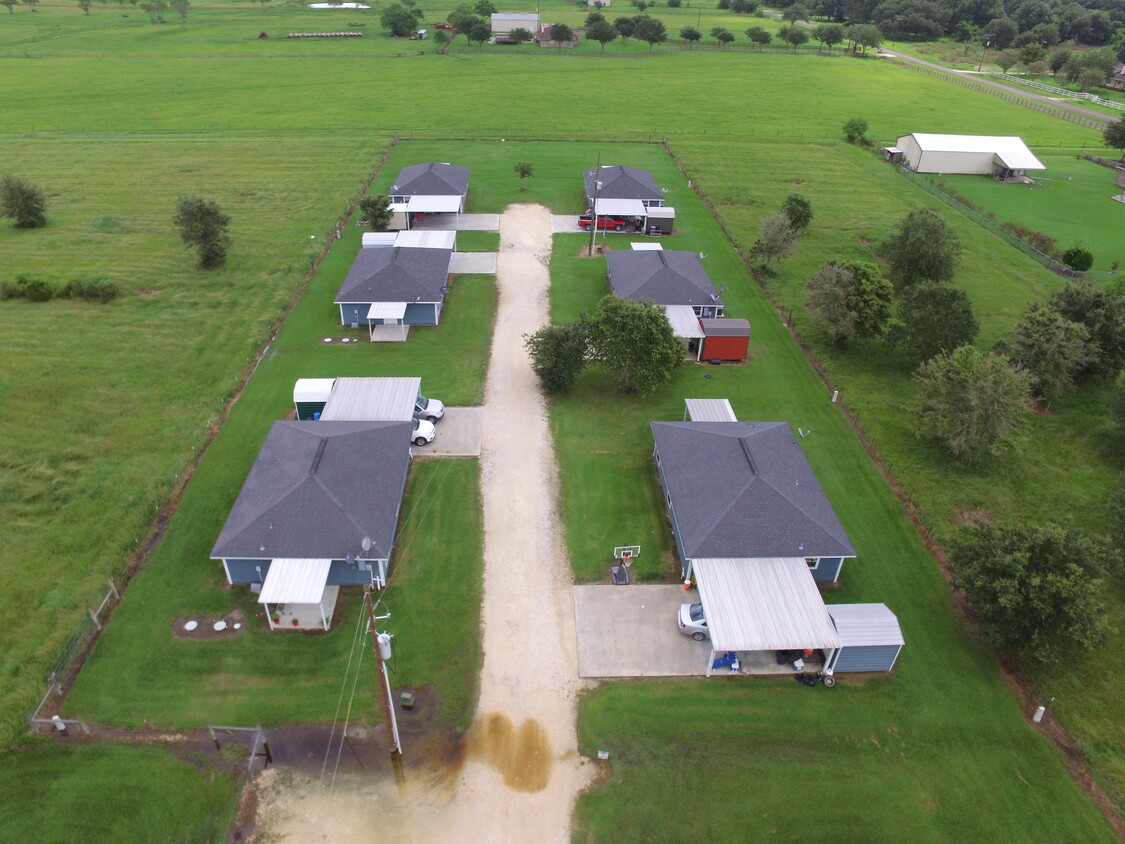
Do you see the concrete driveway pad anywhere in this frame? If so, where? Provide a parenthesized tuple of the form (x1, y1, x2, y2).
(411, 407, 482, 457)
(573, 584, 711, 677)
(450, 252, 497, 274)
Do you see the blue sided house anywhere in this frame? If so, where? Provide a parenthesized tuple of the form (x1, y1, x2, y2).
(210, 419, 412, 631)
(335, 245, 452, 340)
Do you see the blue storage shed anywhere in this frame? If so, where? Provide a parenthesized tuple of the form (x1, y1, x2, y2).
(825, 603, 904, 673)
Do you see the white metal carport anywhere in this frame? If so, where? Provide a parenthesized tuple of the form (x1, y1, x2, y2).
(407, 195, 463, 214)
(662, 305, 705, 340)
(259, 558, 335, 630)
(394, 230, 457, 250)
(693, 557, 841, 676)
(594, 198, 647, 217)
(319, 376, 420, 422)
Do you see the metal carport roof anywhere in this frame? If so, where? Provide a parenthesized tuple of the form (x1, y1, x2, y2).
(258, 558, 332, 604)
(694, 557, 842, 652)
(663, 305, 704, 339)
(407, 195, 463, 213)
(319, 376, 420, 422)
(395, 230, 457, 249)
(594, 198, 647, 217)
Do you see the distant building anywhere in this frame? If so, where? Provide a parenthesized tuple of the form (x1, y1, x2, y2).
(896, 133, 1045, 181)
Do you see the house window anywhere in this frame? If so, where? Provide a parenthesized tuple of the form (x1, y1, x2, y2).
(806, 558, 819, 570)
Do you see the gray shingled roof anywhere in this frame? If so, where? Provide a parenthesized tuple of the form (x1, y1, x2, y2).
(210, 420, 412, 561)
(335, 246, 451, 304)
(651, 421, 855, 560)
(390, 162, 470, 197)
(606, 251, 721, 308)
(583, 165, 663, 203)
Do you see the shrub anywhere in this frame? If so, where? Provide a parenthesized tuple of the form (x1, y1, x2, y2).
(1062, 246, 1094, 272)
(58, 277, 121, 303)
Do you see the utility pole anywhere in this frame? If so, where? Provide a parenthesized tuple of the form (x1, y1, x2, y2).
(365, 591, 401, 758)
(588, 152, 601, 257)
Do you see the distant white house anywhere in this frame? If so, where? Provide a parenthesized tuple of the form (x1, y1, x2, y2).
(895, 133, 1046, 180)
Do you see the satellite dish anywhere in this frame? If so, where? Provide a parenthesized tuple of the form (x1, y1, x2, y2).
(440, 286, 449, 294)
(719, 284, 726, 293)
(661, 187, 669, 193)
(710, 294, 718, 303)
(361, 536, 372, 552)
(698, 252, 706, 260)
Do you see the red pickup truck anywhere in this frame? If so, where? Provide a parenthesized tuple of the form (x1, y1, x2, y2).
(579, 214, 627, 232)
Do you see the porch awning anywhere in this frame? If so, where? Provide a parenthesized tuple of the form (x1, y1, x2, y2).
(367, 301, 408, 320)
(630, 242, 664, 251)
(694, 557, 842, 652)
(594, 198, 647, 217)
(407, 195, 462, 213)
(684, 398, 736, 422)
(259, 558, 332, 605)
(663, 305, 704, 339)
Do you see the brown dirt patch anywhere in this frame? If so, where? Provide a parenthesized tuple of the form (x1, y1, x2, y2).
(955, 507, 995, 526)
(172, 609, 247, 640)
(138, 288, 161, 296)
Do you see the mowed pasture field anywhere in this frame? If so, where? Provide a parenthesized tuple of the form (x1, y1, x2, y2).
(0, 5, 1120, 836)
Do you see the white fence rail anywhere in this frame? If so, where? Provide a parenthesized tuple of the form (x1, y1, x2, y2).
(991, 74, 1125, 111)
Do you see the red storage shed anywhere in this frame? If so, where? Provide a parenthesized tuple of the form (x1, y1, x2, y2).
(698, 318, 750, 362)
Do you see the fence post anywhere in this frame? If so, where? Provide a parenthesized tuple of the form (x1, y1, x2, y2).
(88, 608, 101, 631)
(107, 578, 119, 600)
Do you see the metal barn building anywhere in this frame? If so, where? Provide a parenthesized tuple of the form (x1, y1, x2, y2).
(895, 133, 1045, 179)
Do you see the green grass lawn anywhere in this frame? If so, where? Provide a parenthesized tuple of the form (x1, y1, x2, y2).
(1, 8, 1122, 836)
(0, 741, 240, 843)
(936, 155, 1125, 271)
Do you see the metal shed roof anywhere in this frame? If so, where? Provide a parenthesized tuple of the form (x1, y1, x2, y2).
(293, 378, 336, 404)
(701, 318, 750, 338)
(645, 206, 675, 218)
(367, 302, 408, 320)
(395, 230, 457, 250)
(684, 398, 737, 422)
(320, 376, 420, 422)
(407, 195, 463, 213)
(663, 305, 705, 339)
(258, 558, 332, 604)
(694, 557, 842, 651)
(827, 603, 904, 647)
(594, 198, 647, 217)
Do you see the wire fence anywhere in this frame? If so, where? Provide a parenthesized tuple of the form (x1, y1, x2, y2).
(896, 166, 1103, 278)
(990, 73, 1125, 112)
(883, 58, 1109, 130)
